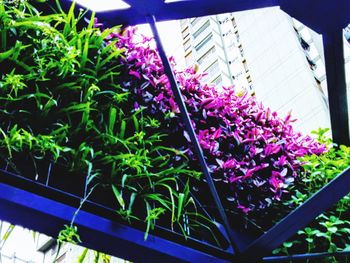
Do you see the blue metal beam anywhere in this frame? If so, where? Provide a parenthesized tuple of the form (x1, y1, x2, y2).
(68, 0, 350, 34)
(72, 0, 278, 26)
(323, 29, 350, 146)
(0, 181, 231, 263)
(279, 0, 350, 33)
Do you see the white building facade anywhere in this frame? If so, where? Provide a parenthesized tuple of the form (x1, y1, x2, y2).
(178, 7, 350, 134)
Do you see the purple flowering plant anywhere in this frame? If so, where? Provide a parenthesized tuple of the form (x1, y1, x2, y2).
(108, 26, 326, 215)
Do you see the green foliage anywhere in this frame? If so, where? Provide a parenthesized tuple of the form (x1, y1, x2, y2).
(0, 223, 15, 251)
(273, 128, 350, 262)
(77, 247, 116, 263)
(0, 0, 215, 245)
(58, 225, 82, 245)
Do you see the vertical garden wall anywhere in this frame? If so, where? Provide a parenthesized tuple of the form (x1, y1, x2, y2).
(0, 0, 349, 262)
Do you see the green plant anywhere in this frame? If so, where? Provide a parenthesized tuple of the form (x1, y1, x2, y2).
(113, 25, 326, 216)
(272, 128, 350, 262)
(58, 225, 81, 245)
(0, 0, 218, 246)
(0, 222, 15, 254)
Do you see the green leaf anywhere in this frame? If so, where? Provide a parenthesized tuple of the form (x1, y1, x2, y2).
(328, 226, 338, 234)
(133, 114, 139, 132)
(1, 224, 14, 243)
(108, 107, 117, 135)
(119, 120, 126, 139)
(77, 248, 89, 263)
(177, 193, 185, 221)
(112, 185, 125, 210)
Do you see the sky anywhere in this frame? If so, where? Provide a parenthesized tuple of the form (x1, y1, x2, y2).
(137, 21, 186, 68)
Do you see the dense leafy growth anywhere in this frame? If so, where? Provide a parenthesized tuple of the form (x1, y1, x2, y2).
(273, 129, 350, 262)
(2, 1, 347, 257)
(113, 26, 326, 214)
(0, 1, 205, 240)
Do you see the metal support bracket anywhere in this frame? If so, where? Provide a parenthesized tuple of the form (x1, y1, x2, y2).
(146, 15, 239, 254)
(323, 29, 350, 145)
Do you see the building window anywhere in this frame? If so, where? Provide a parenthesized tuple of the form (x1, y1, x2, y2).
(185, 52, 194, 65)
(56, 253, 66, 263)
(232, 17, 237, 28)
(197, 46, 216, 65)
(247, 74, 252, 84)
(191, 17, 203, 27)
(243, 59, 249, 72)
(193, 20, 210, 39)
(235, 31, 240, 43)
(184, 38, 191, 51)
(194, 33, 213, 52)
(205, 60, 220, 77)
(238, 44, 244, 57)
(306, 54, 317, 70)
(212, 75, 222, 86)
(182, 27, 190, 39)
(299, 36, 310, 51)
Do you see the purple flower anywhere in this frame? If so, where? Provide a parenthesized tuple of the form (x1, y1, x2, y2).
(264, 144, 281, 156)
(129, 69, 141, 79)
(237, 204, 250, 214)
(103, 26, 327, 214)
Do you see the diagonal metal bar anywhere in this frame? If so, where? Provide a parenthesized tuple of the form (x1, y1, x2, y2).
(323, 29, 350, 146)
(146, 15, 239, 254)
(238, 166, 350, 261)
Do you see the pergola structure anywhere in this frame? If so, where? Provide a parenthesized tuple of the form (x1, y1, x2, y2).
(0, 0, 349, 262)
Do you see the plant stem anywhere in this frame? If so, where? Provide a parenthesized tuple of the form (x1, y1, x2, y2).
(70, 184, 98, 227)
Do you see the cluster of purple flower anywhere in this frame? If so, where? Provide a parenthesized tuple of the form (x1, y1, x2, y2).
(110, 26, 326, 213)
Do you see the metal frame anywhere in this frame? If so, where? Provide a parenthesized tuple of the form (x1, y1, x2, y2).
(323, 30, 350, 145)
(0, 169, 233, 262)
(1, 0, 350, 262)
(0, 182, 231, 263)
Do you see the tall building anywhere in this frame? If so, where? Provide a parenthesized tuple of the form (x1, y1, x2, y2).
(180, 13, 252, 90)
(179, 7, 349, 134)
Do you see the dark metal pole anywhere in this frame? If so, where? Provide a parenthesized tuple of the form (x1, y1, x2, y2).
(323, 29, 350, 145)
(146, 15, 239, 254)
(238, 166, 350, 261)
